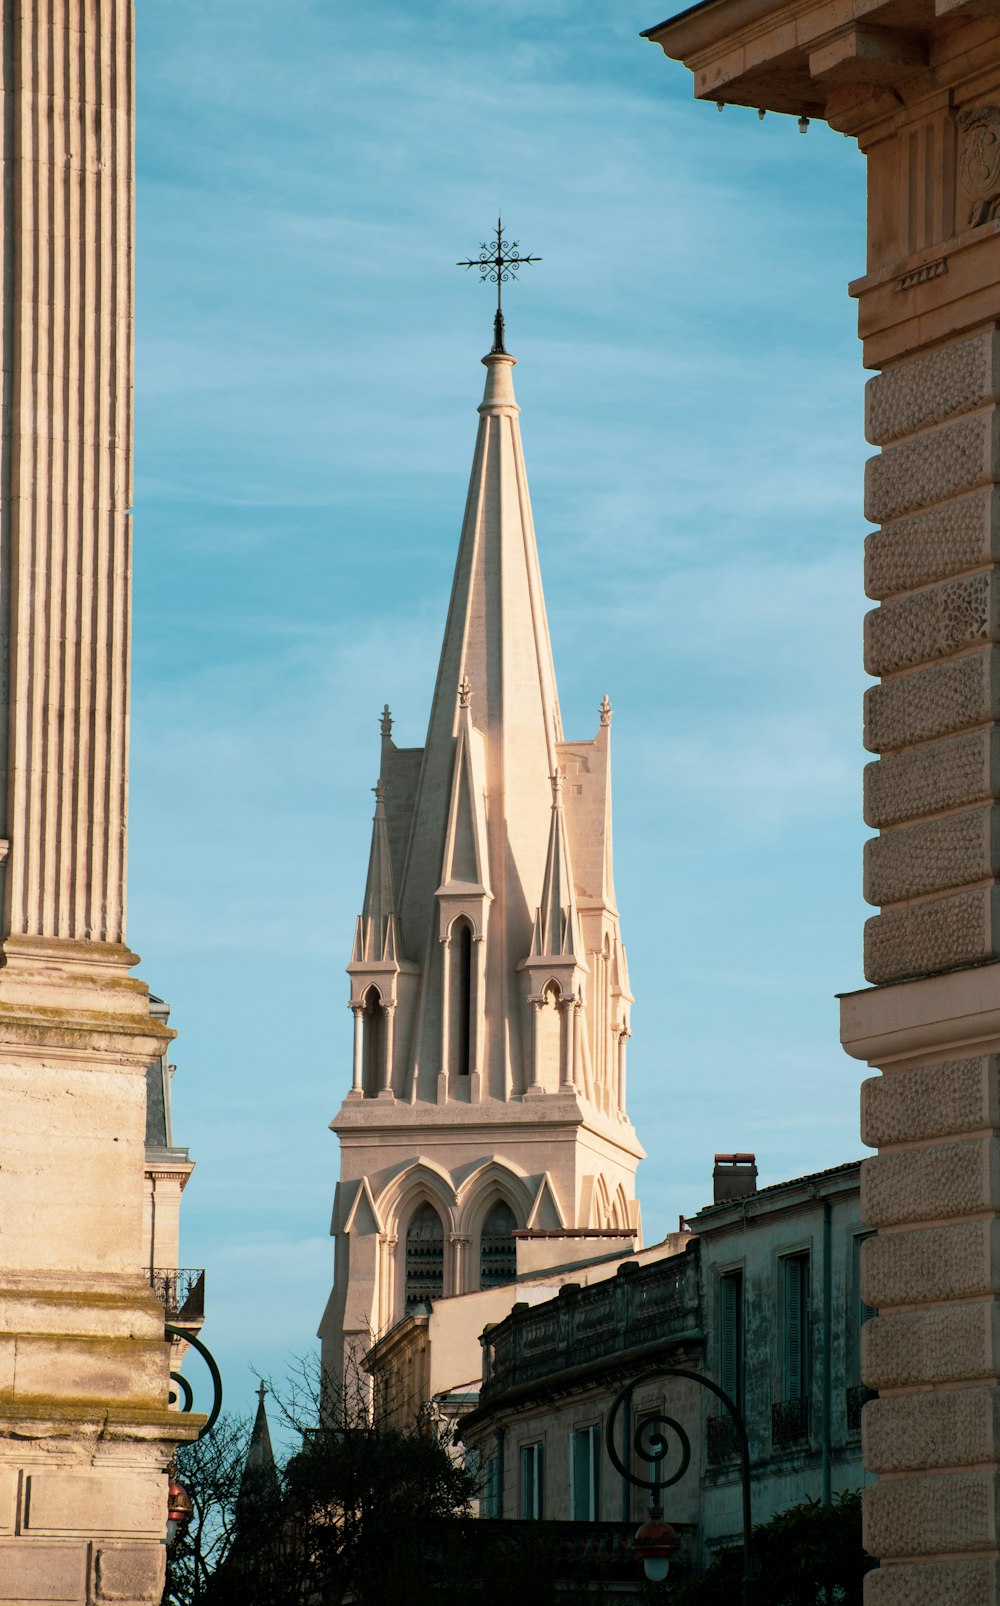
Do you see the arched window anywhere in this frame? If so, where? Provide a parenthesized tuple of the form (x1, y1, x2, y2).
(362, 987, 383, 1098)
(404, 1203, 444, 1311)
(456, 922, 473, 1076)
(480, 1200, 517, 1289)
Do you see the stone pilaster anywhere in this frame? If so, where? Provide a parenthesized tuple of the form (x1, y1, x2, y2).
(0, 6, 201, 1603)
(644, 0, 1000, 1597)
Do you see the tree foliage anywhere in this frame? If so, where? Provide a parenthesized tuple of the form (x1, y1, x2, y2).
(670, 1490, 875, 1606)
(162, 1355, 476, 1606)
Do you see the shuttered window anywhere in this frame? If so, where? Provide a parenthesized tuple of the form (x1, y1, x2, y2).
(781, 1253, 809, 1402)
(719, 1269, 744, 1410)
(520, 1442, 544, 1519)
(570, 1425, 600, 1521)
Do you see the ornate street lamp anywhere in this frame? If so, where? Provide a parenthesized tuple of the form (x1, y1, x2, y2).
(606, 1366, 753, 1603)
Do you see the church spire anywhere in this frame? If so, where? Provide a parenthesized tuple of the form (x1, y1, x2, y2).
(324, 339, 644, 1377)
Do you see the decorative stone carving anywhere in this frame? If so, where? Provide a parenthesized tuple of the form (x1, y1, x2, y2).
(861, 1056, 991, 1147)
(863, 806, 995, 905)
(862, 1137, 993, 1225)
(865, 333, 999, 447)
(863, 730, 995, 828)
(864, 414, 995, 525)
(959, 106, 1000, 225)
(863, 650, 995, 753)
(864, 886, 995, 983)
(864, 493, 993, 600)
(863, 572, 994, 677)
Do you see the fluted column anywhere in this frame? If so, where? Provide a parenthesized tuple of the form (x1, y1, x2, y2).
(0, 9, 198, 1604)
(3, 0, 134, 946)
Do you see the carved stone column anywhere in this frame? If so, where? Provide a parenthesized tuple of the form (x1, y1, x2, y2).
(0, 6, 199, 1602)
(645, 5, 1000, 1599)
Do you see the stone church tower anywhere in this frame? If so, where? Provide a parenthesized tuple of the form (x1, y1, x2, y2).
(320, 346, 644, 1376)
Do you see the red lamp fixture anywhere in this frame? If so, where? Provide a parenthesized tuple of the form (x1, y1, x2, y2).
(166, 1478, 194, 1548)
(634, 1518, 681, 1584)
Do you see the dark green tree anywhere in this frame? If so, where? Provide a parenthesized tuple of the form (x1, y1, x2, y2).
(670, 1490, 875, 1606)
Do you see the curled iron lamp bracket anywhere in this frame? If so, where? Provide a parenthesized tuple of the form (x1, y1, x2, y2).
(165, 1323, 223, 1441)
(606, 1365, 752, 1604)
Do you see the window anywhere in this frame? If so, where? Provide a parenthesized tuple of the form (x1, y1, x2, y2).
(772, 1251, 810, 1447)
(781, 1252, 809, 1402)
(480, 1453, 500, 1519)
(362, 987, 382, 1097)
(519, 1442, 544, 1520)
(719, 1269, 744, 1411)
(456, 922, 472, 1076)
(404, 1203, 444, 1311)
(480, 1200, 517, 1288)
(847, 1233, 877, 1431)
(570, 1425, 600, 1521)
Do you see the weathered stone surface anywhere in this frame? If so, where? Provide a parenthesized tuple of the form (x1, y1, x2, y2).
(862, 1138, 995, 1226)
(863, 1305, 1000, 1390)
(862, 1219, 998, 1307)
(0, 1540, 87, 1600)
(864, 1387, 1000, 1471)
(863, 650, 995, 754)
(864, 492, 993, 601)
(864, 887, 995, 984)
(861, 1057, 991, 1147)
(863, 808, 996, 906)
(864, 573, 995, 677)
(863, 730, 996, 828)
(864, 1557, 1000, 1605)
(866, 334, 1000, 447)
(95, 1544, 166, 1602)
(864, 1469, 1000, 1557)
(865, 414, 998, 525)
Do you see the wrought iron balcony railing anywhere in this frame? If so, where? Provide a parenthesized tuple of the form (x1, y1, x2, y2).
(845, 1383, 876, 1432)
(150, 1267, 205, 1322)
(707, 1410, 742, 1464)
(771, 1396, 809, 1449)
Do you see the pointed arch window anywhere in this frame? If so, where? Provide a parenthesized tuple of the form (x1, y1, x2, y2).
(480, 1200, 517, 1289)
(405, 1203, 444, 1311)
(455, 925, 471, 1072)
(362, 987, 383, 1098)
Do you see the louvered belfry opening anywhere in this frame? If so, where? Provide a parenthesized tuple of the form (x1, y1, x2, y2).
(480, 1200, 517, 1289)
(404, 1203, 444, 1311)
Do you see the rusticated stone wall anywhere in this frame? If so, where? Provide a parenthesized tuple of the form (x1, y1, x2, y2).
(863, 331, 1000, 985)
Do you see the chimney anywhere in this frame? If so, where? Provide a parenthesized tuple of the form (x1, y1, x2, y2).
(713, 1153, 758, 1205)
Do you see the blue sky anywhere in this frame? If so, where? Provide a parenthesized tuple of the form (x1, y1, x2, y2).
(129, 1, 870, 1427)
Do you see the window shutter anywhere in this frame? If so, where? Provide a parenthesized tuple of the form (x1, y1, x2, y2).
(720, 1272, 742, 1404)
(783, 1255, 806, 1401)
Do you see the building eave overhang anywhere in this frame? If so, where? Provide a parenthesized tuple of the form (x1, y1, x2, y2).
(642, 0, 950, 127)
(690, 1160, 863, 1232)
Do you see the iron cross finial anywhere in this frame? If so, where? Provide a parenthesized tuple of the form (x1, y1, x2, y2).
(457, 218, 541, 355)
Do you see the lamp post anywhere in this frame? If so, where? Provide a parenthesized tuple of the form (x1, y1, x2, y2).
(605, 1366, 753, 1604)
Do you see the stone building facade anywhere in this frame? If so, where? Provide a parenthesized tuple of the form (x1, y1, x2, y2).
(646, 2, 1000, 1597)
(458, 1160, 869, 1569)
(0, 6, 201, 1603)
(320, 346, 645, 1379)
